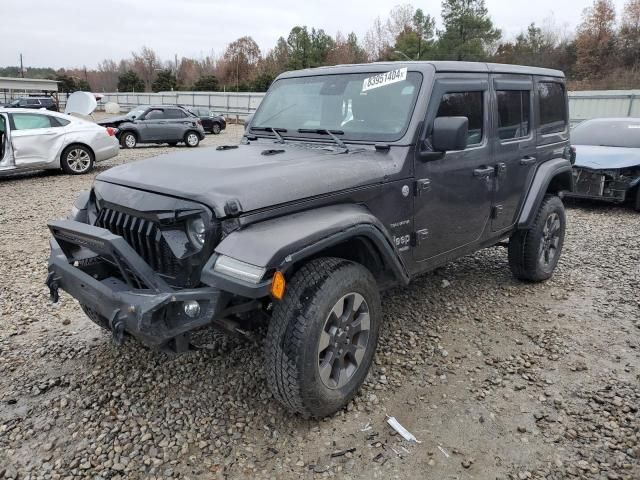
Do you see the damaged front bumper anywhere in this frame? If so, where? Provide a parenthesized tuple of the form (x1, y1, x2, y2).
(46, 219, 233, 351)
(566, 168, 640, 202)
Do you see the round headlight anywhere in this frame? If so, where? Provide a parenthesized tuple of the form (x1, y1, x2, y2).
(187, 217, 206, 248)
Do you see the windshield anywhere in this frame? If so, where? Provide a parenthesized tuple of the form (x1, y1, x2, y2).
(127, 106, 148, 118)
(572, 119, 640, 148)
(9, 100, 20, 106)
(251, 70, 423, 142)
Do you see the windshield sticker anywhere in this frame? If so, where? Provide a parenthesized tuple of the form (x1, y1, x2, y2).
(362, 68, 408, 92)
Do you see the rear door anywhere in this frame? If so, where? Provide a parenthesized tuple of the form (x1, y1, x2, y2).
(413, 74, 495, 263)
(490, 75, 537, 231)
(163, 108, 191, 141)
(9, 112, 67, 167)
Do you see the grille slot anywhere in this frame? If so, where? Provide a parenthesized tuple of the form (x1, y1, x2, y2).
(95, 208, 182, 281)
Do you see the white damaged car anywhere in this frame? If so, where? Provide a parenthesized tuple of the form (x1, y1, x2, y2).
(0, 92, 119, 176)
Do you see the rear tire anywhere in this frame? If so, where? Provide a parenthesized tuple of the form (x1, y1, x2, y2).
(184, 131, 200, 147)
(265, 258, 381, 418)
(60, 145, 94, 175)
(508, 195, 566, 282)
(633, 187, 640, 212)
(120, 132, 137, 149)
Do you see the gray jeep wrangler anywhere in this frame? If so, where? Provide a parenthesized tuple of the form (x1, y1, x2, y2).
(46, 62, 573, 418)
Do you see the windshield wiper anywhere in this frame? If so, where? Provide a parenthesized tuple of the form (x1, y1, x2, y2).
(297, 129, 349, 152)
(251, 126, 286, 144)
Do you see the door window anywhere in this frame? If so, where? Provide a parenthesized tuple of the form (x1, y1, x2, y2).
(144, 109, 165, 120)
(436, 92, 484, 145)
(538, 82, 567, 134)
(11, 113, 54, 130)
(496, 90, 531, 140)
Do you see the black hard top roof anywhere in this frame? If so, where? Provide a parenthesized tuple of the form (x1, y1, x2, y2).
(278, 61, 565, 79)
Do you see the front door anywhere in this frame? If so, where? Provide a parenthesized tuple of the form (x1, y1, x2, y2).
(490, 75, 537, 231)
(413, 75, 495, 263)
(138, 108, 166, 141)
(9, 112, 65, 167)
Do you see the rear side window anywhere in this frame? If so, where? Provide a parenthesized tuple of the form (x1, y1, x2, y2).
(538, 82, 567, 134)
(50, 117, 70, 127)
(497, 90, 531, 140)
(437, 92, 484, 145)
(11, 113, 53, 130)
(164, 108, 187, 119)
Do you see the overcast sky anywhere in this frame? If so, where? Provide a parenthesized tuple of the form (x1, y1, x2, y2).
(0, 0, 629, 69)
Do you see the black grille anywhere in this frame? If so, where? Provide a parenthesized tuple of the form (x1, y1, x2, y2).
(95, 208, 182, 279)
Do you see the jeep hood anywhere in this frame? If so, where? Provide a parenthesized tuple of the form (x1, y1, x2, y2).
(95, 142, 399, 217)
(574, 145, 640, 170)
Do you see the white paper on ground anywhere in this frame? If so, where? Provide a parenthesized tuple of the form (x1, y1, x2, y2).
(386, 416, 422, 443)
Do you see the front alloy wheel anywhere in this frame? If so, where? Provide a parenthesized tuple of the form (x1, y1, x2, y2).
(318, 293, 371, 389)
(265, 257, 381, 418)
(121, 132, 137, 149)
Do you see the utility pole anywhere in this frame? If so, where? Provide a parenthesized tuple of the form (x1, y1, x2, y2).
(19, 53, 24, 78)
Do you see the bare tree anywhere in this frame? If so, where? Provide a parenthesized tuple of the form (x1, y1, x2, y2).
(364, 16, 391, 60)
(575, 0, 618, 79)
(386, 4, 415, 39)
(619, 0, 640, 67)
(131, 46, 162, 92)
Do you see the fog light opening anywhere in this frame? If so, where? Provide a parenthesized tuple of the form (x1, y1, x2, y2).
(183, 300, 201, 318)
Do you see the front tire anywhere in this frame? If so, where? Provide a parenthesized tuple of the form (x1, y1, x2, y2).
(60, 145, 94, 175)
(633, 187, 640, 212)
(184, 131, 200, 147)
(265, 258, 381, 418)
(211, 123, 221, 134)
(508, 195, 566, 282)
(120, 132, 137, 149)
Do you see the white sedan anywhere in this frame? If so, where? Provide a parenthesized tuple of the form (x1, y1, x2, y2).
(0, 107, 119, 176)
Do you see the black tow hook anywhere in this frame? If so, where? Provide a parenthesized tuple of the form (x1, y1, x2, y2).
(45, 272, 60, 303)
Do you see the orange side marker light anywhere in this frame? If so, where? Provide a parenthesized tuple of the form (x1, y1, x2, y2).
(270, 271, 286, 300)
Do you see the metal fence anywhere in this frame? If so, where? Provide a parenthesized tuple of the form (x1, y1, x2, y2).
(568, 90, 640, 126)
(8, 89, 640, 125)
(40, 91, 264, 121)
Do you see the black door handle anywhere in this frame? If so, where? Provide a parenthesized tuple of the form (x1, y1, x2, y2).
(473, 166, 494, 178)
(520, 156, 537, 166)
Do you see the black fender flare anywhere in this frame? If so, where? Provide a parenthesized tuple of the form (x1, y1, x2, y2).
(517, 158, 573, 229)
(200, 204, 410, 297)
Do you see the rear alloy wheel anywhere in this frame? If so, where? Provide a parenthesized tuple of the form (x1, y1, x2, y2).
(508, 195, 566, 282)
(265, 257, 381, 418)
(185, 131, 200, 147)
(120, 132, 137, 149)
(60, 145, 94, 175)
(211, 123, 221, 135)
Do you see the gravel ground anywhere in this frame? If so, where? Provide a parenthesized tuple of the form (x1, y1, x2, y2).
(0, 126, 639, 480)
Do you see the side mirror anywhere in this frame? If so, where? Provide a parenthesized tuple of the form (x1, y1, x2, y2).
(130, 115, 137, 121)
(432, 116, 469, 152)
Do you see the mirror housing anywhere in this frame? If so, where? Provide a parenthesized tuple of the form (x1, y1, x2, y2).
(432, 116, 469, 152)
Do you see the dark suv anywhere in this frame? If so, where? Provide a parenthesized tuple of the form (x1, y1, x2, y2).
(47, 62, 573, 418)
(98, 105, 205, 148)
(5, 96, 58, 111)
